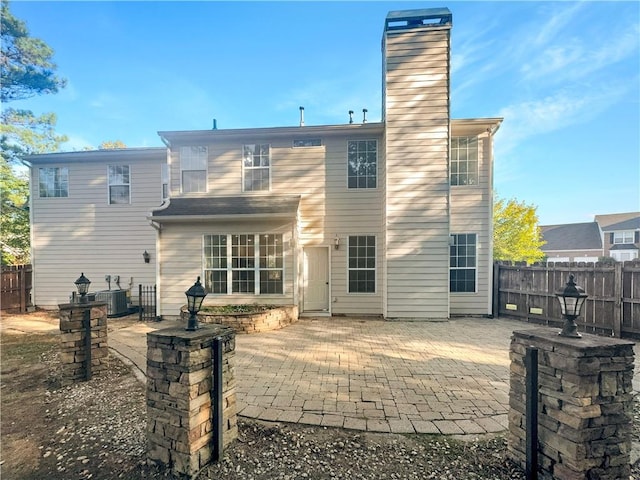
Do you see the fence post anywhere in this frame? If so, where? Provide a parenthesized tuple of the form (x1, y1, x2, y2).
(613, 262, 622, 338)
(139, 284, 143, 322)
(212, 336, 224, 462)
(525, 347, 538, 480)
(19, 267, 26, 313)
(492, 262, 500, 318)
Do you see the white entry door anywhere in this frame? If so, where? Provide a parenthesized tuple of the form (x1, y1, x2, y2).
(303, 247, 329, 312)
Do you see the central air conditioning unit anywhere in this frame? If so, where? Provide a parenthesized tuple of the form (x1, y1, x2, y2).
(95, 290, 129, 317)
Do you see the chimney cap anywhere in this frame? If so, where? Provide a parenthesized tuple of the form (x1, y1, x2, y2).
(385, 8, 452, 31)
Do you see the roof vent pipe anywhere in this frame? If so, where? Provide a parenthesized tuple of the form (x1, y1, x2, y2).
(348, 110, 354, 124)
(299, 106, 305, 127)
(212, 119, 217, 130)
(362, 108, 368, 124)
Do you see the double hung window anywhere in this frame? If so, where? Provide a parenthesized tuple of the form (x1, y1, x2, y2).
(450, 233, 477, 293)
(451, 137, 478, 186)
(243, 144, 270, 192)
(347, 140, 377, 189)
(108, 165, 130, 204)
(348, 236, 376, 293)
(180, 146, 207, 193)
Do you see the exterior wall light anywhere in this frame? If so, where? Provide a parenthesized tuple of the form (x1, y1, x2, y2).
(555, 274, 588, 338)
(74, 272, 91, 303)
(185, 276, 207, 331)
(143, 250, 150, 263)
(334, 235, 340, 250)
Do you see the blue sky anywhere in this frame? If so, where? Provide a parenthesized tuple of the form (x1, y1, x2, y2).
(9, 1, 640, 225)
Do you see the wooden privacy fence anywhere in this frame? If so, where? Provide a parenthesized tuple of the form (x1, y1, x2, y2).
(1, 264, 33, 313)
(493, 260, 640, 338)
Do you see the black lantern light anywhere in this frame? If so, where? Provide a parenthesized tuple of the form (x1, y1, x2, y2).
(185, 276, 207, 331)
(143, 250, 150, 263)
(74, 272, 91, 303)
(555, 274, 588, 338)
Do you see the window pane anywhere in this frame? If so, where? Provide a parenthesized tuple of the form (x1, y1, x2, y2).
(182, 170, 206, 193)
(232, 270, 255, 293)
(260, 270, 283, 294)
(204, 270, 227, 294)
(109, 185, 129, 204)
(39, 167, 69, 197)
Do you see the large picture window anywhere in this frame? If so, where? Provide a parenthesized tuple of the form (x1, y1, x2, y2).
(180, 146, 207, 193)
(243, 144, 270, 192)
(203, 233, 283, 294)
(348, 235, 376, 293)
(450, 233, 476, 293)
(39, 167, 68, 198)
(451, 137, 478, 186)
(348, 140, 377, 189)
(108, 165, 130, 204)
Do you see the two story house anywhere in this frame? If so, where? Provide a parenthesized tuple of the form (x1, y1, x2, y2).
(28, 8, 502, 320)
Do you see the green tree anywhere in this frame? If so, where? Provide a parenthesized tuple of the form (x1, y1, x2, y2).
(0, 0, 66, 102)
(0, 158, 29, 264)
(99, 140, 127, 149)
(493, 196, 546, 264)
(0, 0, 67, 264)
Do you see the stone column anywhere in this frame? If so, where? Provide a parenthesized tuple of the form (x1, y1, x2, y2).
(58, 302, 108, 385)
(509, 328, 634, 480)
(146, 324, 237, 478)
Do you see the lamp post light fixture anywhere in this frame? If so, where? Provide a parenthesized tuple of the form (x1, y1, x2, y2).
(555, 274, 588, 338)
(185, 276, 207, 331)
(74, 272, 91, 304)
(334, 234, 340, 250)
(143, 250, 150, 263)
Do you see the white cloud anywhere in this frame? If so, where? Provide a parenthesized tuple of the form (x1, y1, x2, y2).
(495, 80, 630, 156)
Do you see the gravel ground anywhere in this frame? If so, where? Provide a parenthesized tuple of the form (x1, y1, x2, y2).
(3, 332, 639, 480)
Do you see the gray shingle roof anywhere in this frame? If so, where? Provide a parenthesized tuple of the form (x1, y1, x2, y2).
(150, 195, 300, 220)
(601, 217, 640, 232)
(595, 212, 640, 230)
(540, 222, 602, 251)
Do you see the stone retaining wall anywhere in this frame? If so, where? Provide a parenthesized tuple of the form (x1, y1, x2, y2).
(146, 324, 237, 478)
(58, 302, 108, 385)
(509, 328, 634, 480)
(180, 305, 298, 334)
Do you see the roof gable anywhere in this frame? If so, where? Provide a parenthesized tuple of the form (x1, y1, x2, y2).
(540, 222, 602, 251)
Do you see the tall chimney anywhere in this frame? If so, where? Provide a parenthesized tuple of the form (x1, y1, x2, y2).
(212, 118, 217, 130)
(348, 110, 354, 124)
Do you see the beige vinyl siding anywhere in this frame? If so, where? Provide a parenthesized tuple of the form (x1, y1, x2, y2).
(30, 151, 165, 308)
(168, 134, 385, 315)
(449, 130, 494, 316)
(383, 26, 451, 319)
(157, 220, 296, 316)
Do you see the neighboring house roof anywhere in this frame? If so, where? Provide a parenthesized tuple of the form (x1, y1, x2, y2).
(540, 222, 602, 251)
(26, 147, 166, 164)
(595, 212, 640, 230)
(610, 244, 639, 251)
(150, 195, 301, 221)
(601, 217, 640, 232)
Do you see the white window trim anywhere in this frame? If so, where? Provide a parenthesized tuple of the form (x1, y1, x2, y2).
(346, 235, 377, 294)
(38, 166, 69, 198)
(161, 163, 169, 201)
(107, 165, 131, 205)
(611, 250, 638, 262)
(242, 144, 271, 193)
(449, 233, 478, 294)
(203, 233, 285, 295)
(180, 146, 208, 194)
(347, 139, 378, 190)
